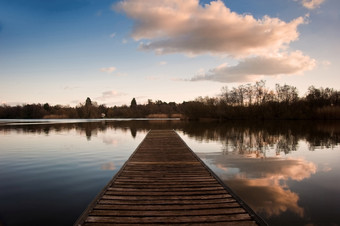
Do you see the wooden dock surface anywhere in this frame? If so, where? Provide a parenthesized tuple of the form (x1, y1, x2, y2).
(75, 130, 266, 225)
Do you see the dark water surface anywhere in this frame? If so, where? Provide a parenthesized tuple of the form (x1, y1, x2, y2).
(0, 119, 339, 225)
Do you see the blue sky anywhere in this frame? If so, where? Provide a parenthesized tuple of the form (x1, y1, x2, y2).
(0, 0, 339, 106)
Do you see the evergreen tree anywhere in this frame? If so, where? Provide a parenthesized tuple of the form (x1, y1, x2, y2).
(130, 98, 137, 108)
(85, 97, 92, 107)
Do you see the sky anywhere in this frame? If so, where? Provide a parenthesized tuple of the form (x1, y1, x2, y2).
(0, 0, 339, 106)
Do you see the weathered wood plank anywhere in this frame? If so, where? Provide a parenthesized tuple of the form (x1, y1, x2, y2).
(74, 130, 266, 226)
(93, 203, 242, 210)
(85, 214, 253, 223)
(105, 190, 228, 196)
(109, 183, 222, 189)
(101, 193, 232, 200)
(107, 186, 225, 192)
(89, 208, 246, 217)
(98, 198, 239, 205)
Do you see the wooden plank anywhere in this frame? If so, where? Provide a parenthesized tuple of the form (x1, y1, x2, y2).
(85, 214, 253, 224)
(107, 186, 225, 192)
(89, 208, 247, 217)
(98, 198, 239, 205)
(101, 194, 233, 200)
(104, 190, 228, 196)
(74, 130, 267, 226)
(93, 203, 242, 210)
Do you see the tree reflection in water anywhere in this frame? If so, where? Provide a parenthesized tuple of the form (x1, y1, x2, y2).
(184, 120, 339, 225)
(1, 119, 339, 224)
(2, 120, 338, 151)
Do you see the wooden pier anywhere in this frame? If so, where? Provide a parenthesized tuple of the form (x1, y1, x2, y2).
(75, 130, 266, 225)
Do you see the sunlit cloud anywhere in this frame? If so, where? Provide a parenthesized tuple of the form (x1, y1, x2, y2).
(100, 67, 116, 74)
(301, 0, 325, 9)
(116, 0, 315, 82)
(116, 0, 305, 57)
(191, 51, 316, 83)
(159, 61, 167, 65)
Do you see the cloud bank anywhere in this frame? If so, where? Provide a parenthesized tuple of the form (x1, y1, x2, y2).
(116, 0, 316, 82)
(191, 51, 316, 82)
(116, 0, 304, 57)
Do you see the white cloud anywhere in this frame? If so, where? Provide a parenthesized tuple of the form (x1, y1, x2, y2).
(110, 33, 116, 38)
(191, 51, 316, 83)
(100, 67, 116, 74)
(159, 61, 167, 65)
(116, 0, 305, 57)
(116, 0, 316, 82)
(96, 90, 127, 101)
(301, 0, 325, 9)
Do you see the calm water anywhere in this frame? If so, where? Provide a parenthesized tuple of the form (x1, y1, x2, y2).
(0, 119, 339, 226)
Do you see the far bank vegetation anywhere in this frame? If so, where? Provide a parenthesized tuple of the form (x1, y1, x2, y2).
(1, 81, 339, 120)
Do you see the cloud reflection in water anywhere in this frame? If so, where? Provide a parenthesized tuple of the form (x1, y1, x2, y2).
(202, 154, 316, 217)
(100, 162, 116, 171)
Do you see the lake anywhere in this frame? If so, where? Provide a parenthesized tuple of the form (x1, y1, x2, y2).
(0, 119, 339, 225)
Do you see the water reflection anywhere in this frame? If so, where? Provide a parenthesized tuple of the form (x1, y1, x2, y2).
(202, 154, 317, 218)
(1, 120, 339, 152)
(1, 119, 339, 225)
(179, 121, 339, 155)
(100, 162, 116, 171)
(181, 120, 339, 225)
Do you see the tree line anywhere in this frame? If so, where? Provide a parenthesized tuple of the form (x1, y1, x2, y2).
(1, 81, 339, 120)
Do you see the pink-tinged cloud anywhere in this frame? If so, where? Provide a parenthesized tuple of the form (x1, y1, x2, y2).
(100, 67, 116, 74)
(96, 90, 127, 101)
(191, 51, 316, 83)
(116, 0, 305, 57)
(301, 0, 325, 9)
